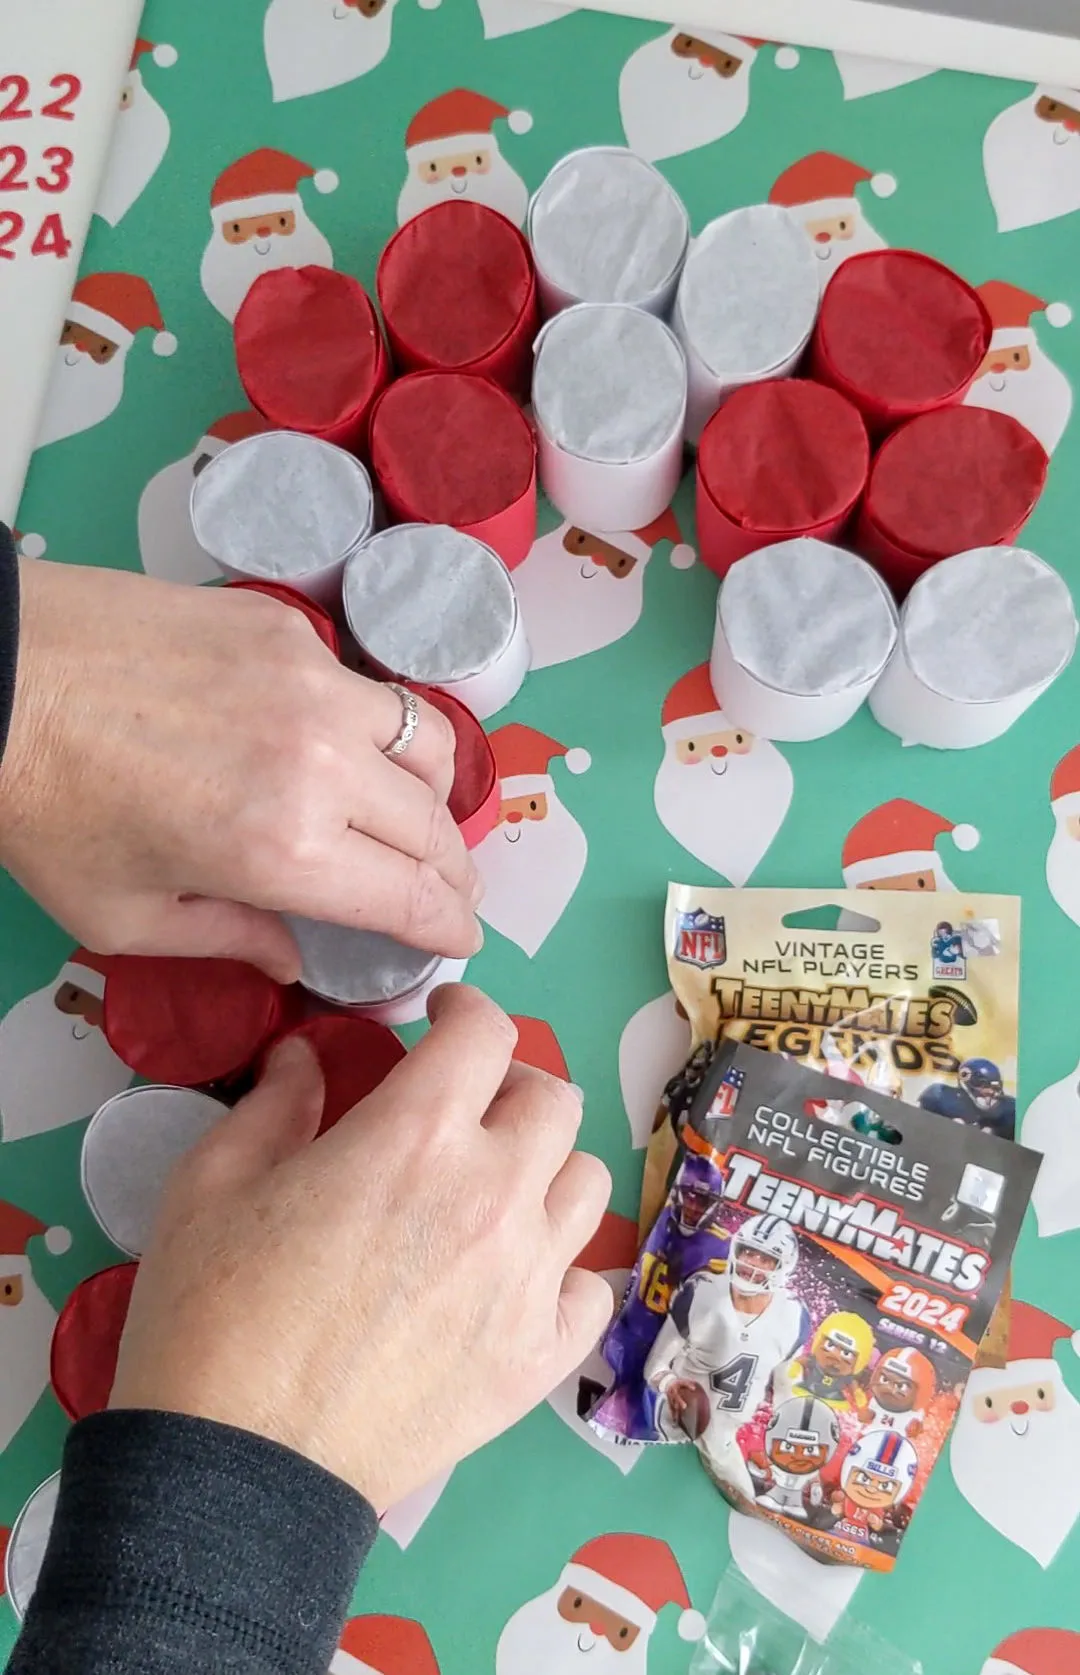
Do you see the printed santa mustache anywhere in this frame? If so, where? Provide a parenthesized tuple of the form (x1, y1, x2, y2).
(477, 0, 575, 38)
(264, 0, 398, 103)
(0, 1272, 59, 1454)
(653, 729, 793, 885)
(984, 89, 1080, 233)
(514, 526, 648, 670)
(618, 993, 691, 1150)
(497, 1585, 649, 1675)
(473, 792, 587, 957)
(1046, 820, 1080, 928)
(200, 208, 334, 322)
(964, 347, 1073, 456)
(138, 448, 228, 585)
(36, 344, 127, 449)
(396, 150, 529, 229)
(0, 981, 133, 1142)
(1021, 1056, 1080, 1237)
(951, 1367, 1080, 1566)
(619, 30, 752, 163)
(96, 74, 170, 227)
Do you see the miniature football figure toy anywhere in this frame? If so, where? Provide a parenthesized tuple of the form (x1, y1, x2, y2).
(918, 1057, 1016, 1137)
(644, 1214, 808, 1494)
(748, 1396, 840, 1520)
(862, 1346, 934, 1438)
(830, 1429, 918, 1539)
(785, 1311, 874, 1412)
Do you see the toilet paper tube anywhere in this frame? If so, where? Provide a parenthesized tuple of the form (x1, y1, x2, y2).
(532, 303, 687, 530)
(369, 372, 537, 570)
(711, 538, 898, 741)
(672, 204, 820, 445)
(528, 146, 689, 319)
(869, 545, 1077, 749)
(191, 429, 376, 611)
(377, 200, 538, 401)
(234, 265, 390, 460)
(284, 914, 468, 1026)
(343, 524, 528, 721)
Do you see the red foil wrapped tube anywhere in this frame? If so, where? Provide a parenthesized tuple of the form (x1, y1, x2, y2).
(856, 406, 1049, 595)
(275, 1013, 407, 1135)
(51, 1262, 138, 1421)
(809, 250, 992, 434)
(376, 201, 539, 400)
(407, 681, 499, 849)
(234, 266, 390, 460)
(103, 955, 289, 1087)
(370, 372, 537, 570)
(226, 578, 340, 655)
(696, 380, 869, 579)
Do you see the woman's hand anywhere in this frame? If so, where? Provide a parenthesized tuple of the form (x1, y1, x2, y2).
(111, 986, 614, 1511)
(0, 560, 481, 980)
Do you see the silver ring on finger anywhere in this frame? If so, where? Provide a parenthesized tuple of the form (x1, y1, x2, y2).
(383, 682, 420, 759)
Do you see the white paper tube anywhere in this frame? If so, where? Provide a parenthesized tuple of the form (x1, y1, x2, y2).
(343, 524, 526, 721)
(533, 303, 687, 530)
(528, 147, 690, 318)
(190, 429, 375, 610)
(711, 539, 897, 741)
(285, 915, 467, 1025)
(5, 1473, 60, 1622)
(869, 546, 1077, 749)
(673, 204, 820, 446)
(81, 1085, 230, 1258)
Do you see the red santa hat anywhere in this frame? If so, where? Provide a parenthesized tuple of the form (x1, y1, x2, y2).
(331, 1615, 440, 1675)
(210, 148, 339, 224)
(978, 281, 1072, 348)
(1051, 743, 1080, 818)
(769, 151, 896, 221)
(841, 799, 978, 888)
(130, 37, 178, 70)
(200, 410, 273, 453)
(511, 1015, 570, 1080)
(11, 529, 46, 560)
(661, 663, 725, 738)
(404, 90, 532, 162)
(983, 1627, 1080, 1675)
(559, 1533, 705, 1641)
(576, 1211, 639, 1274)
(68, 272, 176, 357)
(0, 1199, 71, 1263)
(56, 947, 114, 1003)
(491, 723, 590, 797)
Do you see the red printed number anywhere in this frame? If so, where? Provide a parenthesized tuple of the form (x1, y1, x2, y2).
(880, 1282, 969, 1335)
(0, 211, 24, 259)
(37, 147, 73, 193)
(0, 146, 28, 190)
(0, 76, 32, 121)
(31, 213, 71, 259)
(41, 75, 82, 121)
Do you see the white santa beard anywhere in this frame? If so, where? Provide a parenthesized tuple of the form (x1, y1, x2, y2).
(138, 450, 226, 585)
(36, 345, 127, 448)
(515, 530, 648, 670)
(833, 52, 937, 99)
(478, 0, 575, 37)
(1046, 823, 1080, 929)
(951, 1373, 1080, 1566)
(1022, 1058, 1080, 1236)
(793, 209, 887, 290)
(618, 993, 691, 1149)
(96, 79, 170, 226)
(200, 209, 334, 323)
(546, 1267, 642, 1473)
(984, 98, 1080, 233)
(0, 981, 134, 1141)
(264, 0, 397, 102)
(654, 735, 793, 886)
(964, 346, 1073, 455)
(0, 1273, 58, 1453)
(397, 152, 530, 229)
(475, 795, 587, 957)
(619, 33, 751, 163)
(497, 1588, 649, 1675)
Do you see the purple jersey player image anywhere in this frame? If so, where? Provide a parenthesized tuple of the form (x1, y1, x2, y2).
(918, 1057, 1017, 1137)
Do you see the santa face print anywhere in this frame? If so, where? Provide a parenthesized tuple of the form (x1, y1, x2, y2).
(476, 0, 575, 39)
(618, 994, 692, 1150)
(0, 971, 133, 1143)
(964, 336, 1073, 456)
(496, 1583, 648, 1675)
(792, 204, 887, 287)
(397, 139, 529, 229)
(515, 525, 648, 671)
(36, 320, 128, 448)
(96, 68, 171, 226)
(200, 201, 334, 322)
(653, 715, 793, 886)
(138, 439, 228, 585)
(0, 1258, 58, 1454)
(984, 87, 1080, 233)
(619, 29, 753, 164)
(473, 785, 587, 957)
(264, 0, 399, 103)
(1046, 808, 1080, 927)
(951, 1362, 1080, 1567)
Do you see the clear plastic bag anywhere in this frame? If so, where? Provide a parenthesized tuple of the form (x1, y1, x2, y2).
(689, 1566, 922, 1675)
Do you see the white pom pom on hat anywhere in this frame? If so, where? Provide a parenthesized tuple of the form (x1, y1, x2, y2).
(952, 823, 980, 852)
(44, 1226, 72, 1256)
(564, 747, 591, 774)
(313, 169, 339, 194)
(152, 331, 178, 358)
(507, 109, 533, 135)
(1046, 302, 1073, 328)
(870, 172, 898, 198)
(152, 43, 179, 67)
(678, 1609, 707, 1642)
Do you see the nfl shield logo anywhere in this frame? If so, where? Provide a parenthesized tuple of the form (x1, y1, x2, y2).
(673, 907, 727, 969)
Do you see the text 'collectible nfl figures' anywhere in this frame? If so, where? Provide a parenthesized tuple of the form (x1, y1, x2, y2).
(593, 1043, 1040, 1571)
